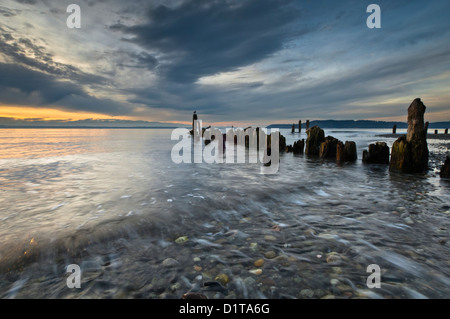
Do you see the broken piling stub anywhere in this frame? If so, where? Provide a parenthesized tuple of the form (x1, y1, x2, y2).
(440, 155, 450, 178)
(362, 142, 390, 164)
(305, 126, 325, 156)
(389, 98, 429, 173)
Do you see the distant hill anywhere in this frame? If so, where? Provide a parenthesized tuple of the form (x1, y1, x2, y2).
(0, 118, 188, 129)
(268, 120, 450, 129)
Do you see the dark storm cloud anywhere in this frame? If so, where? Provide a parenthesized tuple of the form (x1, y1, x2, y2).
(117, 51, 159, 70)
(15, 0, 38, 4)
(0, 62, 129, 115)
(111, 0, 302, 83)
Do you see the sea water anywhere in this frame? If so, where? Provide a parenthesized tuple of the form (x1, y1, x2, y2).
(0, 128, 448, 298)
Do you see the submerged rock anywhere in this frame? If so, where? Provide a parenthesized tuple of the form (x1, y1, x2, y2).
(362, 142, 390, 164)
(215, 274, 230, 286)
(249, 269, 263, 275)
(254, 258, 264, 267)
(175, 236, 189, 244)
(390, 98, 429, 173)
(440, 155, 450, 178)
(305, 126, 325, 156)
(161, 258, 179, 268)
(264, 251, 277, 259)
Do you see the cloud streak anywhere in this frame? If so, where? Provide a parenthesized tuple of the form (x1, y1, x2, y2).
(111, 0, 302, 83)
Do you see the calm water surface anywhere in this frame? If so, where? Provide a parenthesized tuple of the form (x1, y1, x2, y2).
(0, 128, 449, 299)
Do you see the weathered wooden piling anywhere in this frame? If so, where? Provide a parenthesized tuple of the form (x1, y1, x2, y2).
(390, 98, 429, 173)
(291, 124, 295, 133)
(192, 111, 197, 133)
(306, 120, 310, 130)
(363, 142, 390, 164)
(305, 126, 324, 156)
(445, 128, 448, 134)
(441, 155, 450, 178)
(298, 120, 302, 133)
(435, 130, 438, 134)
(392, 124, 397, 134)
(293, 139, 304, 154)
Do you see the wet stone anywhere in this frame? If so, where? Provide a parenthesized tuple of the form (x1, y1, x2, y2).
(300, 289, 314, 298)
(215, 273, 230, 286)
(264, 235, 277, 241)
(254, 258, 264, 267)
(249, 269, 262, 275)
(330, 279, 339, 286)
(326, 253, 342, 264)
(243, 277, 256, 287)
(161, 258, 179, 268)
(264, 251, 277, 259)
(175, 236, 188, 244)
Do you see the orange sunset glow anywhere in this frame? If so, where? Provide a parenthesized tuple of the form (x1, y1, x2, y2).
(0, 106, 130, 121)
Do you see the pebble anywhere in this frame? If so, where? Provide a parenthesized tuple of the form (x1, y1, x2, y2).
(264, 235, 277, 241)
(264, 251, 277, 259)
(332, 267, 342, 274)
(170, 282, 181, 291)
(175, 236, 189, 244)
(254, 258, 265, 267)
(215, 274, 230, 285)
(271, 225, 282, 231)
(318, 233, 335, 239)
(330, 279, 339, 285)
(326, 252, 342, 264)
(249, 243, 258, 252)
(193, 257, 201, 262)
(337, 284, 352, 292)
(161, 258, 179, 267)
(300, 289, 314, 298)
(249, 269, 263, 275)
(182, 292, 207, 299)
(304, 228, 316, 236)
(261, 278, 276, 286)
(404, 216, 415, 225)
(194, 265, 202, 272)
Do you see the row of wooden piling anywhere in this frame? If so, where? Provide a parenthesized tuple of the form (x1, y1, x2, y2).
(393, 124, 448, 134)
(291, 120, 310, 133)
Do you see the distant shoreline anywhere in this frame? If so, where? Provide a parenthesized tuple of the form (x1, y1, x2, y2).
(378, 133, 450, 140)
(0, 126, 189, 129)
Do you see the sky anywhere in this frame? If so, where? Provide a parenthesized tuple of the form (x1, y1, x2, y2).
(0, 0, 449, 127)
